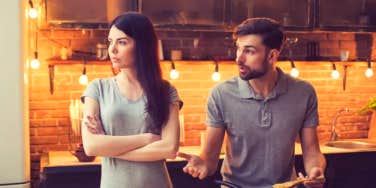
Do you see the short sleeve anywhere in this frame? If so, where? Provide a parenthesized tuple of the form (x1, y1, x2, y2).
(168, 84, 183, 109)
(81, 79, 100, 104)
(303, 85, 319, 128)
(206, 87, 226, 128)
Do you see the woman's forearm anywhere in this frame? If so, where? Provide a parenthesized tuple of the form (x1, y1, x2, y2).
(114, 103, 180, 161)
(82, 128, 157, 157)
(114, 139, 178, 161)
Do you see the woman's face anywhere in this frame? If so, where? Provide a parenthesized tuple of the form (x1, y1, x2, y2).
(108, 26, 135, 69)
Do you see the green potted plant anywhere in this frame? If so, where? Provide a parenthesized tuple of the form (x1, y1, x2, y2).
(360, 98, 376, 139)
(360, 97, 376, 114)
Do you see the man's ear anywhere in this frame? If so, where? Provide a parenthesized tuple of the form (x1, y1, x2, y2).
(268, 49, 280, 62)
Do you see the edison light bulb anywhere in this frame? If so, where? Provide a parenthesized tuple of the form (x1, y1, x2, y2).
(79, 74, 88, 85)
(30, 58, 40, 69)
(331, 70, 340, 79)
(365, 68, 374, 78)
(170, 69, 179, 80)
(28, 8, 38, 19)
(290, 68, 299, 78)
(212, 72, 220, 82)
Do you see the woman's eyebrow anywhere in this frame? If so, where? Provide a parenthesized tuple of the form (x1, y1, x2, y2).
(108, 37, 130, 41)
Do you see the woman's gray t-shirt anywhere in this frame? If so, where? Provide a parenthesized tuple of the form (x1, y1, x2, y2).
(81, 77, 182, 188)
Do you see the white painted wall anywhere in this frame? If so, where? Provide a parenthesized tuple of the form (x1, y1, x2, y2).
(0, 0, 30, 186)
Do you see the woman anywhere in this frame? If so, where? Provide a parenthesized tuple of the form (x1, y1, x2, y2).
(81, 12, 182, 188)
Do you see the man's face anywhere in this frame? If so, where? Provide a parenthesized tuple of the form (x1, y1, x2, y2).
(235, 34, 271, 80)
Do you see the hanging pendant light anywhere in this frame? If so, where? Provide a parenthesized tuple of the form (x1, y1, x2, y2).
(289, 59, 299, 78)
(30, 51, 40, 69)
(212, 61, 220, 82)
(169, 61, 179, 80)
(331, 63, 340, 79)
(365, 59, 374, 78)
(28, 0, 38, 19)
(79, 59, 88, 85)
(30, 28, 39, 69)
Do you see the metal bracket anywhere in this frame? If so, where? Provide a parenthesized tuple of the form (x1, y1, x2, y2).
(48, 65, 55, 94)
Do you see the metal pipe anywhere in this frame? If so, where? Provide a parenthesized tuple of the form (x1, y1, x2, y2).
(330, 107, 349, 141)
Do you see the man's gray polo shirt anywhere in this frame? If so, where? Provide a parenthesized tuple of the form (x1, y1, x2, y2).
(206, 68, 319, 188)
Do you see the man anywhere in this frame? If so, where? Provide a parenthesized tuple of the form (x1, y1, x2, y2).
(177, 18, 326, 188)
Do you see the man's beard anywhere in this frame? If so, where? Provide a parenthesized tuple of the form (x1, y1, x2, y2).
(239, 56, 269, 81)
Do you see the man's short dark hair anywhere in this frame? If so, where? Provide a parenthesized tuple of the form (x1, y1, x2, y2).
(233, 17, 285, 51)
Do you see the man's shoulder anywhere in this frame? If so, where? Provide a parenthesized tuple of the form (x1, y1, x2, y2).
(214, 76, 238, 89)
(210, 76, 239, 97)
(285, 74, 315, 93)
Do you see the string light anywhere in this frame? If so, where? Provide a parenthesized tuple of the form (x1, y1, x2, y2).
(289, 59, 299, 78)
(79, 67, 88, 85)
(28, 0, 38, 19)
(169, 61, 179, 80)
(331, 63, 340, 79)
(211, 62, 220, 82)
(79, 60, 88, 85)
(30, 24, 40, 69)
(30, 51, 40, 69)
(365, 59, 374, 78)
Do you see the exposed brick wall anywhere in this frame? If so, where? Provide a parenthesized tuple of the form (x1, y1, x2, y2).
(165, 61, 375, 144)
(29, 29, 376, 187)
(158, 30, 376, 61)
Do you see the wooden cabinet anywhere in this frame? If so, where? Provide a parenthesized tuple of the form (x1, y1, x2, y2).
(324, 152, 376, 188)
(228, 0, 314, 30)
(141, 0, 227, 30)
(39, 158, 222, 188)
(295, 152, 376, 188)
(44, 0, 376, 32)
(40, 151, 376, 188)
(318, 0, 376, 31)
(167, 160, 223, 188)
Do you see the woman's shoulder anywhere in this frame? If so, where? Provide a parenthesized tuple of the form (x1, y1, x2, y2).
(162, 80, 177, 94)
(162, 80, 183, 108)
(89, 77, 115, 87)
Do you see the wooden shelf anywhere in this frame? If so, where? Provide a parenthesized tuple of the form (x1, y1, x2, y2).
(46, 57, 113, 95)
(46, 58, 237, 65)
(47, 57, 111, 65)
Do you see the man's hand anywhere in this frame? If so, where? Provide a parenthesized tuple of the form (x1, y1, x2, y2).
(299, 167, 325, 188)
(177, 152, 209, 180)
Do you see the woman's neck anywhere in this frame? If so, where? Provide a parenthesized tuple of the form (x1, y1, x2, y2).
(116, 69, 143, 100)
(118, 68, 138, 84)
(117, 69, 142, 90)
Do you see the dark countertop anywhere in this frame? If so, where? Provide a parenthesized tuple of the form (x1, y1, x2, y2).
(41, 138, 376, 172)
(39, 139, 376, 188)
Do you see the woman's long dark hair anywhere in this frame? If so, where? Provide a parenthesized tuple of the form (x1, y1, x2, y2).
(110, 12, 170, 130)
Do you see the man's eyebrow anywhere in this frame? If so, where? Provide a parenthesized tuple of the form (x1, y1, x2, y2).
(243, 45, 256, 49)
(236, 44, 257, 50)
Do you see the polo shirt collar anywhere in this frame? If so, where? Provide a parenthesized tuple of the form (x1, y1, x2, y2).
(238, 77, 258, 99)
(238, 67, 288, 100)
